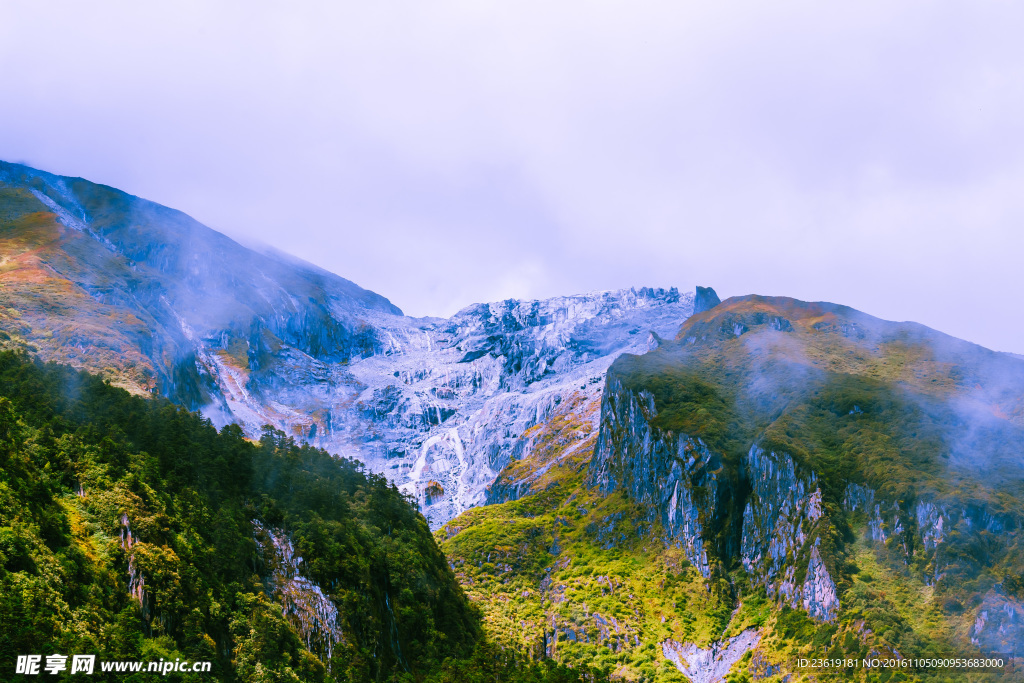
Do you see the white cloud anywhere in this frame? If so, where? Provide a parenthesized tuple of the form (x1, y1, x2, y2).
(1, 0, 1022, 351)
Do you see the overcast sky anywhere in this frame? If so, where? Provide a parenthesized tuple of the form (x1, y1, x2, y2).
(2, 1, 1022, 352)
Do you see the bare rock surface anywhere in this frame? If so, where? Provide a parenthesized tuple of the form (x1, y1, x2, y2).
(662, 629, 761, 683)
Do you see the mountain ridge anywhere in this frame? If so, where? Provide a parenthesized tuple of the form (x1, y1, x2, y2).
(0, 159, 405, 410)
(0, 160, 402, 316)
(1, 161, 697, 528)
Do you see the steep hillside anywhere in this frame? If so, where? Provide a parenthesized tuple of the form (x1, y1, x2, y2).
(1, 161, 695, 528)
(0, 351, 614, 682)
(440, 295, 1024, 681)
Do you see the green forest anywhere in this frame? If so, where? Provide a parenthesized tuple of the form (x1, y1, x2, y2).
(0, 350, 605, 682)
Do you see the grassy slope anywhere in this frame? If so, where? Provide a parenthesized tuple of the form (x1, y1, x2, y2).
(440, 296, 1023, 682)
(440, 393, 739, 681)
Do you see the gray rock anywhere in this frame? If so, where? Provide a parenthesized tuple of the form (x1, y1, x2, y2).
(802, 545, 839, 622)
(589, 383, 843, 621)
(694, 286, 722, 314)
(662, 629, 761, 683)
(253, 521, 345, 661)
(587, 378, 718, 577)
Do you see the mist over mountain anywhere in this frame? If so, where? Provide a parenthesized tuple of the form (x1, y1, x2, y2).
(441, 296, 1024, 679)
(3, 161, 1023, 681)
(0, 160, 399, 389)
(0, 161, 694, 529)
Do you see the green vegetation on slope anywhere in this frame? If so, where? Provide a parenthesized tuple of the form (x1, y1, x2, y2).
(440, 296, 1023, 681)
(441, 482, 742, 681)
(439, 392, 738, 681)
(0, 351, 606, 682)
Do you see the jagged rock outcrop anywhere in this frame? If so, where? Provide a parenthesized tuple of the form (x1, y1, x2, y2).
(740, 446, 821, 581)
(740, 447, 838, 621)
(587, 377, 719, 577)
(589, 379, 840, 620)
(800, 545, 839, 622)
(119, 514, 149, 623)
(693, 286, 722, 314)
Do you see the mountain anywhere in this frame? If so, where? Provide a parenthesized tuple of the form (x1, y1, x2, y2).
(438, 295, 1024, 680)
(0, 160, 399, 398)
(1, 160, 695, 528)
(335, 288, 694, 528)
(7, 161, 1024, 680)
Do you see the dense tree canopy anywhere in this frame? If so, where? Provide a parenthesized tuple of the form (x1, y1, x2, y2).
(0, 351, 603, 682)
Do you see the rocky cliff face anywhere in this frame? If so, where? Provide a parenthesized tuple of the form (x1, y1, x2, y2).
(740, 446, 838, 622)
(584, 293, 1024, 643)
(587, 382, 1022, 649)
(323, 287, 696, 528)
(588, 378, 841, 622)
(587, 377, 719, 578)
(693, 286, 722, 315)
(253, 522, 345, 663)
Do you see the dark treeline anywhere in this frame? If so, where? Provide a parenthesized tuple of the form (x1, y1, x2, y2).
(0, 351, 606, 682)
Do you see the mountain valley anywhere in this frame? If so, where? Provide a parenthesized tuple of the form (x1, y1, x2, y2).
(3, 162, 1024, 681)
